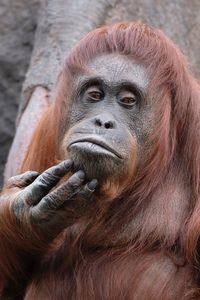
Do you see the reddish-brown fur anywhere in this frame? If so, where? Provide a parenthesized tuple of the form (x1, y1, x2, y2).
(1, 22, 200, 299)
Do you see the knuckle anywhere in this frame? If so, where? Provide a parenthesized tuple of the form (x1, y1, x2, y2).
(41, 194, 58, 210)
(6, 175, 21, 188)
(30, 207, 40, 223)
(39, 170, 59, 186)
(7, 176, 16, 185)
(66, 180, 76, 191)
(51, 165, 65, 177)
(80, 189, 91, 199)
(11, 193, 27, 219)
(67, 176, 83, 189)
(39, 173, 49, 184)
(52, 160, 73, 176)
(6, 172, 39, 189)
(55, 186, 68, 198)
(37, 175, 51, 188)
(65, 182, 81, 196)
(22, 171, 39, 186)
(24, 171, 38, 177)
(30, 204, 50, 224)
(24, 188, 37, 205)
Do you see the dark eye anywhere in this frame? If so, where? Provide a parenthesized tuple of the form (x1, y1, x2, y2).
(88, 91, 103, 101)
(118, 89, 139, 108)
(119, 97, 137, 107)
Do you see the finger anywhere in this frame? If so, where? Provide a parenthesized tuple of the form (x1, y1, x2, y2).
(32, 170, 85, 214)
(26, 160, 73, 205)
(79, 179, 98, 198)
(87, 179, 98, 191)
(5, 171, 39, 189)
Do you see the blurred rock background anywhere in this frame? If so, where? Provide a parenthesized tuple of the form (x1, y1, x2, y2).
(1, 0, 200, 187)
(0, 0, 40, 187)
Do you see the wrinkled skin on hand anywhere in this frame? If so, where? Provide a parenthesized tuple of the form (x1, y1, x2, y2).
(2, 160, 98, 242)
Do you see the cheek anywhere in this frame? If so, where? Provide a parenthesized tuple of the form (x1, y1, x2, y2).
(129, 106, 155, 146)
(69, 102, 90, 126)
(69, 102, 108, 128)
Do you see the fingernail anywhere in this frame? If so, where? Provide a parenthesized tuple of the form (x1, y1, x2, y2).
(88, 179, 98, 190)
(76, 170, 85, 179)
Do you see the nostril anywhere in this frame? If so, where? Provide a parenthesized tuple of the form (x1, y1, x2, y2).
(104, 121, 113, 129)
(94, 117, 114, 129)
(95, 119, 102, 127)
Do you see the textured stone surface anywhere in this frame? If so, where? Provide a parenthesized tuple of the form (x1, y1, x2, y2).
(2, 0, 200, 185)
(0, 0, 40, 187)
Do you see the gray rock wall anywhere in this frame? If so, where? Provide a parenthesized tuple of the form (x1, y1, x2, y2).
(0, 0, 40, 188)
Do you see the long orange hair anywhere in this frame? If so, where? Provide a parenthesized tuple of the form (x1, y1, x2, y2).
(20, 22, 200, 262)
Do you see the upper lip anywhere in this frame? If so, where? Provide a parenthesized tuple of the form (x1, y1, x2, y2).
(68, 137, 123, 159)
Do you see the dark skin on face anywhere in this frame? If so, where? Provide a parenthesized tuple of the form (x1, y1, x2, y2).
(6, 54, 152, 242)
(63, 54, 152, 181)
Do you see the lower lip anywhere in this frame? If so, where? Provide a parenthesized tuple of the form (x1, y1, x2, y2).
(69, 141, 117, 158)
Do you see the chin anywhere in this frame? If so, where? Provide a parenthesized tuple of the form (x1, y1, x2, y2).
(68, 145, 124, 182)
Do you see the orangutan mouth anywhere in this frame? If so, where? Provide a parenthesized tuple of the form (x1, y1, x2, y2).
(68, 138, 123, 159)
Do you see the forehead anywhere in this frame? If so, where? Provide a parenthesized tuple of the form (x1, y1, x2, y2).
(80, 53, 149, 91)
